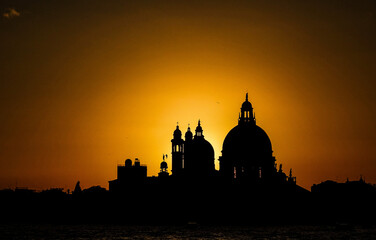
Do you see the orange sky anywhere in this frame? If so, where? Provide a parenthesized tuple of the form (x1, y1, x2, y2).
(0, 1, 375, 190)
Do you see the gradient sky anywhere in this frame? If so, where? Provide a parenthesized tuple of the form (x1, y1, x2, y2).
(0, 0, 375, 190)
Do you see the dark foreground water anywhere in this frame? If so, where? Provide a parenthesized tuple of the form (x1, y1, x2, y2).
(1, 224, 375, 239)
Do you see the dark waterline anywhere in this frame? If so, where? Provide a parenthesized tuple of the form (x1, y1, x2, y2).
(1, 224, 376, 240)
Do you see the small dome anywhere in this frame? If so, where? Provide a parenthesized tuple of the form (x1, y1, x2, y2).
(173, 125, 182, 139)
(242, 100, 252, 110)
(191, 138, 215, 157)
(125, 159, 132, 167)
(160, 161, 168, 169)
(185, 126, 193, 140)
(185, 137, 215, 176)
(241, 93, 253, 111)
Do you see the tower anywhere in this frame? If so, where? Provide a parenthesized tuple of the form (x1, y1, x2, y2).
(171, 124, 184, 176)
(239, 93, 255, 125)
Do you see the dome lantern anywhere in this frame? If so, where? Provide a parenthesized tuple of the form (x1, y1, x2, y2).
(239, 93, 255, 125)
(195, 120, 203, 138)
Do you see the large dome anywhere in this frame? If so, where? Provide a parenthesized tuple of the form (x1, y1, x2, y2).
(220, 94, 277, 181)
(222, 124, 272, 159)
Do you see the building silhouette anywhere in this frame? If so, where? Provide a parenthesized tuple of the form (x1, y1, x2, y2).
(109, 158, 147, 191)
(219, 93, 292, 184)
(171, 120, 215, 179)
(106, 95, 311, 224)
(2, 94, 376, 225)
(109, 93, 295, 190)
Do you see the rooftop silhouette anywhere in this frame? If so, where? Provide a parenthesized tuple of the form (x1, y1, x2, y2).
(1, 94, 376, 225)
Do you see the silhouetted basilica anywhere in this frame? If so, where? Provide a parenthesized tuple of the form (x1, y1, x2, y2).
(107, 94, 310, 224)
(5, 94, 376, 225)
(220, 93, 294, 184)
(109, 94, 296, 191)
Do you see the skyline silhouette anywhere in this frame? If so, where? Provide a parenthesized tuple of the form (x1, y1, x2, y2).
(0, 1, 375, 191)
(110, 95, 299, 189)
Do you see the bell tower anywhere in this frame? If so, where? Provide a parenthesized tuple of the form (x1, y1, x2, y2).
(171, 124, 184, 176)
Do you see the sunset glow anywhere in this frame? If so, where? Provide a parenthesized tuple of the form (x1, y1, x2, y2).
(0, 1, 375, 190)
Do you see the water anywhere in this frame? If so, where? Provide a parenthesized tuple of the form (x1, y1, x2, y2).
(1, 224, 375, 239)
